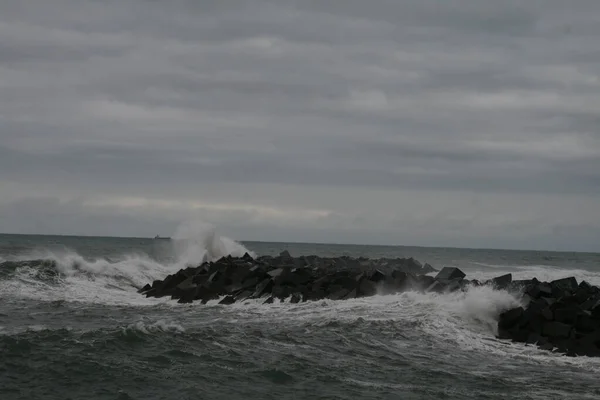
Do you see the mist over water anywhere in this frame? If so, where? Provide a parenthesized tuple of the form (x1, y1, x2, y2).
(1, 222, 600, 399)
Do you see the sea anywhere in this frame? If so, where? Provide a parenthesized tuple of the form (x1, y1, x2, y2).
(1, 227, 600, 400)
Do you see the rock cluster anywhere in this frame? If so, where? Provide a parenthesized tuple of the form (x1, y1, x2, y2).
(137, 251, 476, 305)
(139, 250, 600, 357)
(498, 277, 600, 357)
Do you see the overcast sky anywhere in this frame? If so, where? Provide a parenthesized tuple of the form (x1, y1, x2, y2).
(1, 0, 599, 251)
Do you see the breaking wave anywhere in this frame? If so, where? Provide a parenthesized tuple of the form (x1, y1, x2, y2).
(0, 221, 253, 305)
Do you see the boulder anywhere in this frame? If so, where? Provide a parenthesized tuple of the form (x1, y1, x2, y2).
(435, 267, 466, 281)
(219, 295, 236, 305)
(290, 293, 302, 304)
(551, 277, 578, 293)
(328, 288, 351, 301)
(368, 269, 386, 283)
(426, 280, 446, 293)
(526, 282, 553, 299)
(488, 273, 512, 290)
(253, 278, 274, 298)
(422, 263, 436, 274)
(357, 278, 377, 297)
(553, 307, 579, 325)
(542, 321, 572, 339)
(137, 284, 152, 294)
(498, 307, 524, 330)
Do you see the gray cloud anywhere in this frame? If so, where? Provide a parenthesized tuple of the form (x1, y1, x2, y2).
(1, 0, 599, 250)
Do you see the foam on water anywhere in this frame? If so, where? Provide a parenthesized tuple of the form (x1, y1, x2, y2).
(468, 264, 600, 286)
(210, 286, 600, 371)
(0, 221, 253, 306)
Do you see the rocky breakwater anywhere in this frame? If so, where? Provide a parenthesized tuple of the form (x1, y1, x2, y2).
(498, 277, 600, 357)
(137, 251, 477, 305)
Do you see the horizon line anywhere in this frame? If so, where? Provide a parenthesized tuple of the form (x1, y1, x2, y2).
(0, 231, 596, 255)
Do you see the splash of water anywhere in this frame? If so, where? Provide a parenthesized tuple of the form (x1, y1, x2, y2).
(0, 220, 253, 305)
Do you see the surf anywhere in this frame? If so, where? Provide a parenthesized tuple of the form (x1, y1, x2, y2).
(0, 221, 254, 305)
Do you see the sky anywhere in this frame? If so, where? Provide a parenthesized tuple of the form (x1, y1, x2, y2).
(0, 0, 599, 251)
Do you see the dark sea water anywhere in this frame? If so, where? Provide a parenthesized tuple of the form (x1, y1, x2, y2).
(1, 230, 600, 400)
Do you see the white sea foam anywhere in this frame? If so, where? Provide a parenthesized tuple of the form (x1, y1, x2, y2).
(467, 264, 600, 286)
(213, 286, 600, 371)
(0, 220, 253, 306)
(122, 319, 186, 335)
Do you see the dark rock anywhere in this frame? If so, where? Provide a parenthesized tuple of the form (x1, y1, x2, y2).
(488, 273, 512, 290)
(176, 277, 196, 291)
(272, 285, 292, 300)
(417, 275, 436, 290)
(137, 284, 152, 293)
(446, 279, 463, 292)
(551, 277, 578, 293)
(426, 280, 446, 293)
(538, 342, 554, 352)
(576, 311, 595, 333)
(368, 269, 386, 283)
(526, 332, 547, 345)
(591, 300, 600, 319)
(423, 263, 436, 274)
(328, 288, 351, 300)
(177, 286, 197, 303)
(195, 285, 219, 304)
(357, 278, 378, 297)
(279, 250, 292, 259)
(574, 287, 591, 304)
(541, 307, 554, 321)
(542, 321, 572, 339)
(527, 282, 553, 299)
(580, 296, 600, 312)
(252, 278, 274, 298)
(236, 290, 254, 302)
(554, 307, 579, 325)
(268, 268, 287, 279)
(498, 307, 524, 330)
(290, 293, 302, 304)
(435, 267, 466, 281)
(219, 295, 236, 305)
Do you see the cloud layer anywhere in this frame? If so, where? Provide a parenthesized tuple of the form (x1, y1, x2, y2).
(1, 0, 599, 250)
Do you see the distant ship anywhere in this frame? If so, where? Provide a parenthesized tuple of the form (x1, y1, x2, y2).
(153, 235, 171, 240)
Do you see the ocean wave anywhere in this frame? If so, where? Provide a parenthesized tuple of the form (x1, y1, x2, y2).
(0, 221, 253, 306)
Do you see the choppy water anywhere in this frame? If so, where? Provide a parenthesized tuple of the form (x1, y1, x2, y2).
(2, 228, 600, 400)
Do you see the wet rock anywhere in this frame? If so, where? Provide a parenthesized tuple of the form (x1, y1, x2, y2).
(542, 321, 572, 339)
(554, 307, 579, 325)
(446, 279, 463, 293)
(488, 273, 512, 290)
(368, 269, 386, 283)
(426, 280, 446, 293)
(357, 278, 377, 297)
(177, 286, 197, 304)
(416, 275, 435, 291)
(328, 288, 351, 300)
(253, 278, 274, 298)
(137, 284, 152, 294)
(551, 277, 578, 293)
(526, 282, 552, 299)
(219, 295, 236, 305)
(290, 293, 302, 304)
(435, 267, 466, 281)
(498, 307, 524, 330)
(423, 263, 436, 274)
